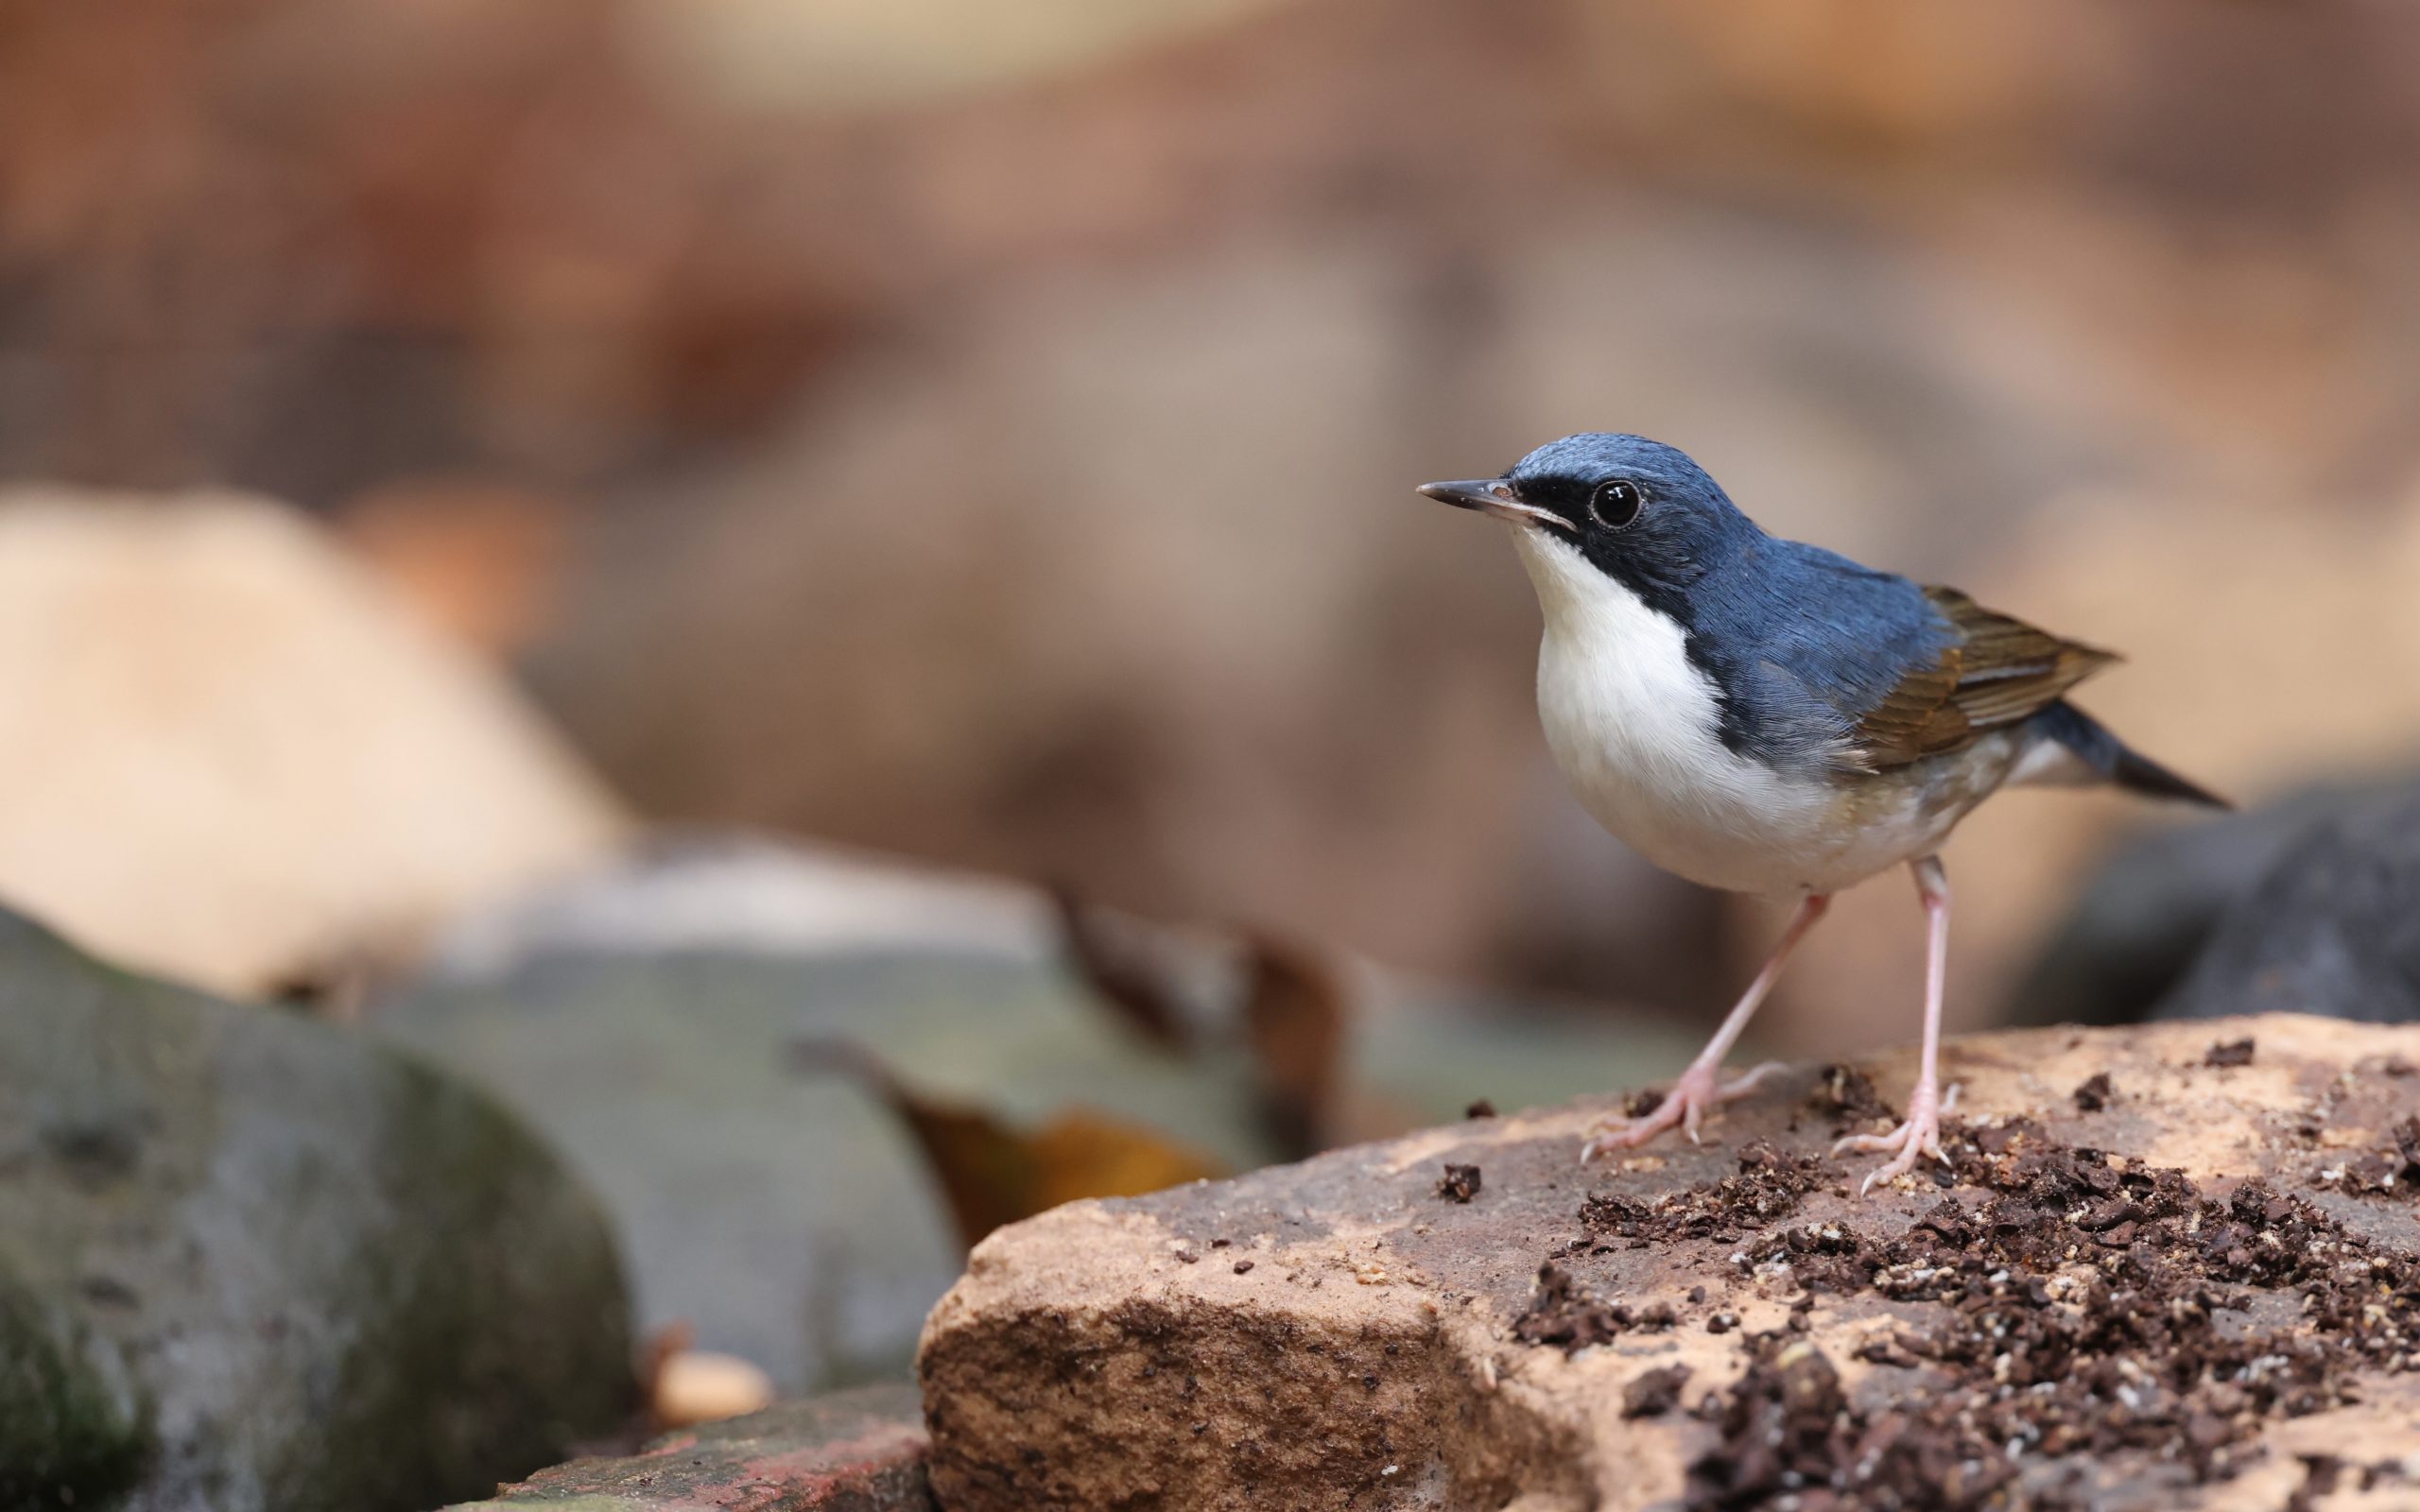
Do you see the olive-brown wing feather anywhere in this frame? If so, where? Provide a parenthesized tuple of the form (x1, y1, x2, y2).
(1846, 587, 2118, 770)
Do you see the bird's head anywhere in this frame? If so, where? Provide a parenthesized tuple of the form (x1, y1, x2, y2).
(1417, 434, 1758, 599)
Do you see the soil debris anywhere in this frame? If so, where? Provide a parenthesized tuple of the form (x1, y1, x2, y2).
(1811, 1064, 1895, 1133)
(1512, 1263, 1631, 1353)
(1620, 1364, 1691, 1419)
(1543, 1109, 2420, 1507)
(1436, 1164, 1481, 1204)
(2315, 1114, 2420, 1196)
(1463, 1099, 1497, 1119)
(2204, 1038, 2256, 1068)
(1680, 1336, 2016, 1512)
(1582, 1142, 1822, 1244)
(2070, 1072, 2112, 1112)
(1674, 1121, 2420, 1506)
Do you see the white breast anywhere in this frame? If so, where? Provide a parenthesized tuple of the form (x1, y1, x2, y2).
(1511, 529, 1967, 897)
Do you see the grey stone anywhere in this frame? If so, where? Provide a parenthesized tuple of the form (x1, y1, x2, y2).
(0, 909, 634, 1512)
(0, 1256, 148, 1508)
(2005, 775, 2420, 1028)
(2154, 787, 2420, 1023)
(372, 945, 1203, 1397)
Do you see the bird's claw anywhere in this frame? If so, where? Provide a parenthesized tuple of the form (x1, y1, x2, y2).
(1579, 1060, 1789, 1163)
(1834, 1081, 1959, 1195)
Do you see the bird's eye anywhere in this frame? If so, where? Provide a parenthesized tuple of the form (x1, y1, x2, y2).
(1588, 480, 1643, 529)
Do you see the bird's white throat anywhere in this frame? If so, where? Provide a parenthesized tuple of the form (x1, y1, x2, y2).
(1507, 525, 1739, 791)
(1508, 527, 1838, 893)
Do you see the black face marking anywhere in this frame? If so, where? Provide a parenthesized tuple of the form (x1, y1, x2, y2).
(1503, 448, 1767, 754)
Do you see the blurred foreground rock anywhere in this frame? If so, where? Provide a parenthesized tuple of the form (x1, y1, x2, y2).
(375, 835, 1697, 1393)
(450, 1383, 931, 1511)
(0, 488, 626, 997)
(920, 1014, 2420, 1511)
(0, 910, 633, 1511)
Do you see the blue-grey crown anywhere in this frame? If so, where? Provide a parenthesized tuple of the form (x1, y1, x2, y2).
(1510, 434, 1733, 505)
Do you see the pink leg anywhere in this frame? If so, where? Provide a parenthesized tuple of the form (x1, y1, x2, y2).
(1581, 893, 1829, 1161)
(1834, 855, 1955, 1194)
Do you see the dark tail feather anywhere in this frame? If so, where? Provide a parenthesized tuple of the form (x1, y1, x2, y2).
(2034, 701, 2232, 810)
(2110, 743, 2231, 809)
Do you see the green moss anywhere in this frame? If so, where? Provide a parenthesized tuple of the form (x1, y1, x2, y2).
(0, 1260, 148, 1508)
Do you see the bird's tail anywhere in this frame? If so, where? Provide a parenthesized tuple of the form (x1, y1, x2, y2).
(2030, 701, 2231, 809)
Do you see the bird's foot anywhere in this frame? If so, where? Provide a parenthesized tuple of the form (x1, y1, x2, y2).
(1833, 1080, 1960, 1195)
(1580, 1059, 1789, 1162)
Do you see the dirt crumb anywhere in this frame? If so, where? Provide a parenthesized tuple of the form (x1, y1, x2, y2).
(1437, 1164, 1481, 1204)
(1689, 1136, 2416, 1503)
(2204, 1038, 2256, 1068)
(1620, 1364, 1691, 1419)
(2071, 1071, 2113, 1111)
(1512, 1263, 1629, 1353)
(1547, 1112, 2420, 1508)
(1811, 1063, 1894, 1132)
(1582, 1142, 1822, 1245)
(2315, 1114, 2420, 1196)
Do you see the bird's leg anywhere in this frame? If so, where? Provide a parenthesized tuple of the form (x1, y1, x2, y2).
(1581, 893, 1828, 1161)
(1834, 855, 1955, 1194)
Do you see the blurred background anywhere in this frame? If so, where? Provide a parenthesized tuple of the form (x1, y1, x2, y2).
(9, 0, 2420, 1495)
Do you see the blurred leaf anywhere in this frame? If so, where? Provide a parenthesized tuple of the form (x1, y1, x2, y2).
(1048, 882, 1195, 1052)
(1239, 932, 1349, 1160)
(794, 1039, 1222, 1249)
(337, 480, 574, 658)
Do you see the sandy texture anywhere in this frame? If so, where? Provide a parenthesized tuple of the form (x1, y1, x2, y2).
(920, 1015, 2420, 1511)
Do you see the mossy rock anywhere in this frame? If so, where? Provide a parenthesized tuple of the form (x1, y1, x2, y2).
(0, 1257, 148, 1507)
(451, 1383, 930, 1509)
(0, 909, 635, 1511)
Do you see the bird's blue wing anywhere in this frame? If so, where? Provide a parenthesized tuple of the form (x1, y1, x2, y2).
(1708, 540, 2116, 773)
(1727, 543, 1958, 770)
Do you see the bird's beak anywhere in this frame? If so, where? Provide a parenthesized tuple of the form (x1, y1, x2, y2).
(1416, 479, 1574, 532)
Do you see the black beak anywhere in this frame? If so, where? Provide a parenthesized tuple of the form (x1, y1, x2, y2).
(1415, 479, 1574, 532)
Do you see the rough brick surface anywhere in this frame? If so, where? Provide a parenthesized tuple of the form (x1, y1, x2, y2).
(920, 1016, 2420, 1512)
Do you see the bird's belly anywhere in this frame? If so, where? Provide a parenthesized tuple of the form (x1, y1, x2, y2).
(1537, 638, 2018, 896)
(1549, 738, 1991, 896)
(1548, 739, 1834, 894)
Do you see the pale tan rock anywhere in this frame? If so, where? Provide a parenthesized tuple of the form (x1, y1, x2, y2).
(920, 1015, 2420, 1512)
(0, 488, 627, 994)
(652, 1350, 778, 1428)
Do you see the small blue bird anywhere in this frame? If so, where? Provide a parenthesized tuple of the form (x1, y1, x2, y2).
(1419, 434, 2223, 1193)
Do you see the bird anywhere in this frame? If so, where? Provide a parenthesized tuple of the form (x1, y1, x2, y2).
(1417, 434, 2224, 1193)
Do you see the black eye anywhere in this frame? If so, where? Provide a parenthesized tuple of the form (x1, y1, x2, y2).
(1588, 480, 1643, 529)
